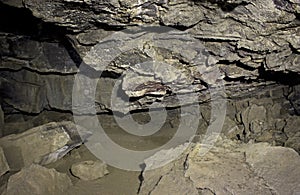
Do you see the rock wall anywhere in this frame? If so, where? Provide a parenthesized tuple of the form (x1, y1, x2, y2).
(0, 0, 299, 148)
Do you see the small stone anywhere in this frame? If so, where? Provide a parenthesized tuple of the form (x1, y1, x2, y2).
(6, 164, 72, 195)
(0, 147, 9, 177)
(70, 160, 109, 181)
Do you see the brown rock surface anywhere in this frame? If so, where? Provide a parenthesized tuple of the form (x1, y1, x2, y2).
(139, 137, 300, 195)
(6, 164, 72, 195)
(70, 160, 109, 181)
(0, 121, 91, 170)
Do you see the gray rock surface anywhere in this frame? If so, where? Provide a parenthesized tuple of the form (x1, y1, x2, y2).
(0, 0, 299, 115)
(6, 164, 72, 195)
(241, 104, 267, 136)
(0, 121, 91, 170)
(0, 35, 78, 73)
(70, 160, 109, 181)
(288, 85, 300, 115)
(284, 116, 300, 153)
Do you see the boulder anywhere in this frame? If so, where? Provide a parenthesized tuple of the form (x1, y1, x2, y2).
(185, 140, 274, 195)
(139, 136, 300, 195)
(285, 132, 300, 154)
(244, 143, 300, 195)
(0, 121, 91, 170)
(6, 164, 72, 195)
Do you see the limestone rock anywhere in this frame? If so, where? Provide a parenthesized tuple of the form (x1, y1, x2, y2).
(0, 121, 91, 170)
(0, 69, 74, 113)
(221, 116, 241, 139)
(285, 132, 300, 153)
(241, 104, 267, 136)
(185, 141, 274, 195)
(0, 35, 78, 74)
(148, 170, 198, 195)
(284, 116, 300, 152)
(0, 0, 299, 119)
(244, 143, 300, 195)
(144, 143, 190, 171)
(70, 160, 109, 181)
(160, 2, 204, 27)
(0, 147, 9, 177)
(6, 164, 72, 195)
(139, 137, 300, 195)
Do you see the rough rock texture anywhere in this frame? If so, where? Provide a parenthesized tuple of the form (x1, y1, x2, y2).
(0, 121, 91, 170)
(0, 147, 9, 177)
(0, 0, 299, 116)
(1, 111, 73, 136)
(288, 84, 300, 114)
(6, 164, 72, 195)
(139, 137, 300, 195)
(0, 1, 299, 194)
(70, 160, 109, 181)
(244, 143, 300, 195)
(284, 116, 300, 153)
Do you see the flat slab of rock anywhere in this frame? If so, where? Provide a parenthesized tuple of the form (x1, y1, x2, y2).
(0, 146, 9, 177)
(70, 160, 109, 181)
(139, 137, 300, 195)
(244, 143, 300, 195)
(0, 121, 91, 170)
(185, 141, 275, 195)
(6, 164, 72, 195)
(149, 170, 198, 195)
